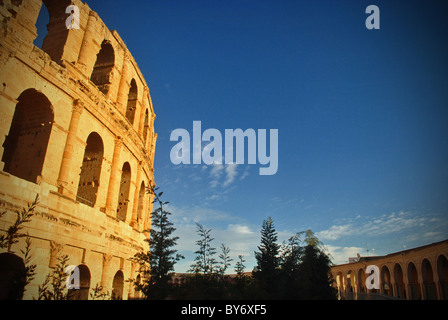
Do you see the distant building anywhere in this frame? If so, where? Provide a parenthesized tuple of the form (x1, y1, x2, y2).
(330, 239, 448, 300)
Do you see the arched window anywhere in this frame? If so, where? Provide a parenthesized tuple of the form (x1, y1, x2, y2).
(380, 266, 392, 296)
(33, 1, 49, 49)
(117, 162, 131, 221)
(437, 255, 448, 300)
(2, 89, 54, 183)
(143, 109, 149, 146)
(422, 259, 437, 299)
(90, 41, 115, 95)
(126, 79, 138, 125)
(408, 262, 421, 299)
(137, 181, 146, 224)
(67, 264, 91, 300)
(76, 133, 104, 207)
(112, 270, 124, 300)
(394, 263, 406, 299)
(357, 269, 366, 293)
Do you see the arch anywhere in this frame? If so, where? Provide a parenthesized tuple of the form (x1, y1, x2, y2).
(437, 254, 448, 300)
(0, 253, 26, 300)
(137, 181, 146, 224)
(394, 263, 406, 299)
(336, 272, 344, 299)
(422, 258, 437, 299)
(357, 268, 366, 294)
(117, 162, 132, 221)
(68, 264, 91, 300)
(126, 79, 138, 125)
(34, 1, 49, 49)
(90, 40, 115, 95)
(143, 109, 149, 146)
(112, 270, 124, 300)
(76, 132, 104, 207)
(380, 265, 392, 296)
(2, 89, 54, 183)
(40, 0, 71, 62)
(408, 262, 421, 300)
(346, 270, 356, 299)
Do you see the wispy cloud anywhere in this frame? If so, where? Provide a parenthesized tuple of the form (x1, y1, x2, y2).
(224, 163, 238, 187)
(316, 211, 447, 241)
(207, 162, 249, 188)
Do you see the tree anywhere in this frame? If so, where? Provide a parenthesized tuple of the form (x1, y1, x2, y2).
(296, 230, 337, 299)
(217, 243, 233, 276)
(189, 223, 217, 274)
(234, 255, 246, 278)
(37, 254, 71, 300)
(0, 195, 39, 251)
(253, 216, 280, 298)
(132, 183, 183, 299)
(0, 195, 39, 299)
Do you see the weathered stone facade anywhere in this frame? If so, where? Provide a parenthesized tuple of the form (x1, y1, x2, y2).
(0, 0, 156, 299)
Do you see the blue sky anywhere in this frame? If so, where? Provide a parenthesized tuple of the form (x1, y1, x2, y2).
(38, 1, 448, 272)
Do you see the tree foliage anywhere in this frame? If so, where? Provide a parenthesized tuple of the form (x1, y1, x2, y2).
(131, 183, 183, 299)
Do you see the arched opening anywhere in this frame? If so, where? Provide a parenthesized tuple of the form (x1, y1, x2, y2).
(394, 263, 406, 299)
(117, 162, 131, 221)
(76, 133, 104, 207)
(2, 89, 54, 183)
(126, 79, 138, 125)
(137, 181, 146, 225)
(0, 253, 26, 300)
(437, 255, 448, 300)
(357, 268, 366, 294)
(422, 258, 437, 299)
(408, 262, 421, 300)
(33, 1, 49, 49)
(380, 266, 392, 296)
(90, 41, 115, 95)
(112, 270, 124, 300)
(346, 270, 356, 299)
(67, 264, 91, 300)
(143, 109, 149, 146)
(40, 0, 71, 62)
(336, 272, 344, 300)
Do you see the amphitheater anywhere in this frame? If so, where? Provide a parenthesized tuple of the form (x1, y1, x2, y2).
(0, 0, 156, 299)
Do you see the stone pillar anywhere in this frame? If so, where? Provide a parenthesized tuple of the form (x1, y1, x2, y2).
(138, 88, 149, 136)
(104, 137, 122, 217)
(77, 11, 98, 70)
(150, 134, 157, 166)
(130, 162, 143, 229)
(49, 241, 64, 268)
(100, 254, 113, 292)
(57, 99, 84, 197)
(116, 54, 131, 114)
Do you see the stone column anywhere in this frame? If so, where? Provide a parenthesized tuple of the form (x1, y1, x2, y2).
(77, 11, 99, 69)
(116, 54, 131, 114)
(100, 254, 113, 292)
(49, 241, 64, 268)
(57, 99, 84, 197)
(104, 137, 122, 217)
(130, 162, 143, 229)
(138, 87, 149, 136)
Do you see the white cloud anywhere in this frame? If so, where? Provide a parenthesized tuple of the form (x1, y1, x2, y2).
(317, 224, 353, 241)
(324, 245, 366, 265)
(223, 163, 238, 187)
